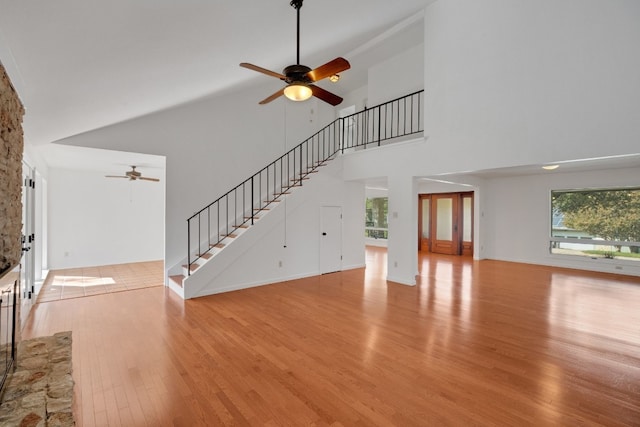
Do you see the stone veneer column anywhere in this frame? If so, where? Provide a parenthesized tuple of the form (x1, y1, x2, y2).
(0, 61, 25, 274)
(0, 332, 75, 426)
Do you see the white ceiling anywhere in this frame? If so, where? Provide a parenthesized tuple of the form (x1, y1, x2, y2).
(4, 1, 636, 181)
(0, 0, 433, 152)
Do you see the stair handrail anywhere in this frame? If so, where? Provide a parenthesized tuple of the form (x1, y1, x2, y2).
(186, 90, 424, 275)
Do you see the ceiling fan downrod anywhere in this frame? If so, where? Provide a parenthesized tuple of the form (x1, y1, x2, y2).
(290, 0, 303, 65)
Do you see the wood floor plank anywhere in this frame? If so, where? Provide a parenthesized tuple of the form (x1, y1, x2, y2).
(36, 260, 163, 302)
(21, 248, 640, 426)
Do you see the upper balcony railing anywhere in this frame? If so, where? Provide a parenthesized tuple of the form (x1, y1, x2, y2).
(340, 90, 424, 151)
(186, 90, 424, 274)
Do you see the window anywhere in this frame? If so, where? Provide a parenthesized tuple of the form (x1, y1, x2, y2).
(550, 188, 640, 260)
(365, 197, 388, 239)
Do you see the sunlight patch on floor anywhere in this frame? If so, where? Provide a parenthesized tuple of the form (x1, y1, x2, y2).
(37, 260, 163, 302)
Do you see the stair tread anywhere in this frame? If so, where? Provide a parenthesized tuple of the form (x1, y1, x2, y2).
(210, 243, 225, 248)
(196, 252, 213, 259)
(182, 263, 199, 272)
(220, 233, 238, 238)
(169, 275, 184, 287)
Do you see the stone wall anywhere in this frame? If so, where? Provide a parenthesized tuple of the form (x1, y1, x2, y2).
(0, 62, 25, 275)
(0, 332, 75, 426)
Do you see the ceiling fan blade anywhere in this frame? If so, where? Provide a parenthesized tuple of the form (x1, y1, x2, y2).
(240, 63, 286, 80)
(309, 84, 343, 106)
(259, 88, 285, 105)
(139, 177, 160, 182)
(105, 175, 128, 179)
(306, 57, 350, 82)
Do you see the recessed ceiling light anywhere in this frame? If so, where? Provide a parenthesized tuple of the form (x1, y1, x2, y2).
(542, 165, 559, 170)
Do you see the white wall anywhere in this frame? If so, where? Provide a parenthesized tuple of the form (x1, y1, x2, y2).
(343, 139, 427, 284)
(416, 180, 474, 195)
(424, 0, 640, 172)
(484, 166, 640, 276)
(368, 43, 424, 107)
(340, 85, 368, 114)
(185, 158, 365, 298)
(53, 80, 338, 276)
(48, 167, 165, 268)
(44, 0, 640, 287)
(345, 134, 640, 278)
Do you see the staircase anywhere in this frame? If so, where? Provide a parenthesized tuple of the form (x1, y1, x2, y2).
(168, 90, 424, 297)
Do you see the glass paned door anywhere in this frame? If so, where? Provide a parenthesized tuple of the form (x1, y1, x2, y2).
(419, 192, 474, 256)
(461, 194, 473, 256)
(419, 195, 430, 251)
(431, 194, 459, 255)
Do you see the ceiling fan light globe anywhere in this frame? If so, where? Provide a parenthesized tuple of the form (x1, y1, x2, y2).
(284, 84, 312, 101)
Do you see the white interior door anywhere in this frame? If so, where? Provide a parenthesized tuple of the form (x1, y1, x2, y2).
(320, 206, 342, 274)
(21, 163, 35, 326)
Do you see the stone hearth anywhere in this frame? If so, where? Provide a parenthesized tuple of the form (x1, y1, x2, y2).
(0, 332, 74, 426)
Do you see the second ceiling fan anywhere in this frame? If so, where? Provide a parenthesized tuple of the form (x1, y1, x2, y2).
(105, 166, 159, 182)
(240, 0, 350, 106)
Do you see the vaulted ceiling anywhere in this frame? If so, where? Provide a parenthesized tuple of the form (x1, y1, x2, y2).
(0, 0, 433, 149)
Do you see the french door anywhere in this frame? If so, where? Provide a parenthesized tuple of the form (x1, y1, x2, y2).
(419, 192, 473, 256)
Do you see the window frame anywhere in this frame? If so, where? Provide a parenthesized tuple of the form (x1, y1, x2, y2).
(549, 186, 640, 260)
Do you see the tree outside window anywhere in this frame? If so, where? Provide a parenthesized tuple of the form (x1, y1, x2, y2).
(365, 197, 388, 239)
(551, 188, 640, 258)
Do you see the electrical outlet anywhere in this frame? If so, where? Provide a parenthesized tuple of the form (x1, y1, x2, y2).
(394, 261, 398, 268)
(278, 261, 283, 268)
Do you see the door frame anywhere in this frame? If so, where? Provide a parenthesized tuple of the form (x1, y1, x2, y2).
(418, 191, 474, 256)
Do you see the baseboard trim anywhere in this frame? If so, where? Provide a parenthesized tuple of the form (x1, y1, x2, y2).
(386, 274, 417, 286)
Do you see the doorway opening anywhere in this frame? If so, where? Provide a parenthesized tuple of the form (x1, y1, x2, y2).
(419, 192, 473, 256)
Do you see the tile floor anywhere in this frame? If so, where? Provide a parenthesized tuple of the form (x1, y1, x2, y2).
(37, 260, 163, 302)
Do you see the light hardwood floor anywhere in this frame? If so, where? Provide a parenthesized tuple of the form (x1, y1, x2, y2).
(22, 248, 640, 426)
(37, 261, 163, 302)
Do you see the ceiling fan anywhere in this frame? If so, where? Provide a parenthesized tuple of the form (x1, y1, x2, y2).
(240, 0, 350, 106)
(105, 166, 159, 182)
